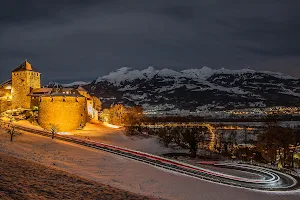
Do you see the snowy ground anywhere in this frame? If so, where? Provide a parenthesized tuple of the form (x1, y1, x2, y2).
(0, 152, 154, 200)
(71, 120, 175, 155)
(0, 128, 299, 200)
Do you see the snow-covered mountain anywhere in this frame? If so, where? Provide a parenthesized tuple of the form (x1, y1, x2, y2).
(53, 66, 300, 112)
(61, 81, 90, 87)
(46, 81, 89, 88)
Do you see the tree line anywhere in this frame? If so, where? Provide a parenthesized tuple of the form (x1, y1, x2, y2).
(100, 104, 144, 126)
(126, 121, 300, 168)
(142, 115, 300, 123)
(257, 121, 300, 168)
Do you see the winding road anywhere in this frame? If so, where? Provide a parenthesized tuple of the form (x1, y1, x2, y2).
(1, 121, 299, 191)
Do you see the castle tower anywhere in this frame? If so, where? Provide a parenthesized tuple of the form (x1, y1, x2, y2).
(11, 60, 41, 109)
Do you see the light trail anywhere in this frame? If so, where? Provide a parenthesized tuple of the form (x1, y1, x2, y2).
(0, 121, 298, 191)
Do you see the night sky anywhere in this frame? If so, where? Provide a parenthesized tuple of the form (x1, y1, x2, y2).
(0, 0, 299, 83)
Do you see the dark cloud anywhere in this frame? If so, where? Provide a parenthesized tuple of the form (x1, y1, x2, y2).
(0, 0, 300, 84)
(160, 4, 196, 20)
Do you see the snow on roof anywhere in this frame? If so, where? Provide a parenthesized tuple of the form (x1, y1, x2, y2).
(0, 79, 12, 88)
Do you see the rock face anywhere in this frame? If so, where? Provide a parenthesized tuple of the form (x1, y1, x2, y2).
(52, 67, 300, 112)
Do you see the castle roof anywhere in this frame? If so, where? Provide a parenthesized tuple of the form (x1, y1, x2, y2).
(28, 88, 52, 97)
(0, 79, 12, 89)
(28, 87, 85, 97)
(12, 60, 39, 73)
(77, 86, 87, 92)
(47, 87, 84, 97)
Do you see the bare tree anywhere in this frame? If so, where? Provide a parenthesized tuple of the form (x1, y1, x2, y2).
(158, 126, 207, 158)
(49, 124, 58, 139)
(157, 127, 174, 148)
(7, 126, 17, 142)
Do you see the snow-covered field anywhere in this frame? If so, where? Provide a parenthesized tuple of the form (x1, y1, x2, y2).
(70, 120, 177, 155)
(0, 127, 299, 200)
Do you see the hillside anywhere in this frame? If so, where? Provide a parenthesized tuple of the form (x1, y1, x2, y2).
(49, 67, 300, 113)
(0, 152, 155, 200)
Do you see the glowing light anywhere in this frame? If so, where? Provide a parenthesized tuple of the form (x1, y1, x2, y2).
(103, 122, 121, 129)
(4, 93, 12, 101)
(206, 124, 216, 151)
(5, 85, 11, 89)
(57, 132, 72, 135)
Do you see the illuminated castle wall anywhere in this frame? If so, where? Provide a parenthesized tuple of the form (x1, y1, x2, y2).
(0, 60, 95, 131)
(0, 99, 11, 113)
(0, 79, 12, 113)
(38, 96, 88, 132)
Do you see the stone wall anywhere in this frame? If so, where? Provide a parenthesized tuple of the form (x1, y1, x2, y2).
(0, 88, 12, 113)
(12, 71, 40, 109)
(38, 96, 88, 132)
(0, 99, 12, 113)
(30, 97, 40, 109)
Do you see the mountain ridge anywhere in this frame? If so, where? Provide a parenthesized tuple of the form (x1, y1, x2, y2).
(48, 66, 300, 114)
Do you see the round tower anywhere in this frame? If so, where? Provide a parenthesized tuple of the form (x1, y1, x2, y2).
(38, 95, 88, 132)
(11, 60, 41, 109)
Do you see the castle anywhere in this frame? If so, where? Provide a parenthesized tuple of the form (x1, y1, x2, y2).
(0, 60, 98, 131)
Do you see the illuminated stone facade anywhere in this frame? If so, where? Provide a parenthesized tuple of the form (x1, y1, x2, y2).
(0, 60, 94, 131)
(11, 61, 40, 109)
(0, 80, 12, 113)
(77, 86, 98, 119)
(38, 96, 88, 132)
(0, 99, 11, 113)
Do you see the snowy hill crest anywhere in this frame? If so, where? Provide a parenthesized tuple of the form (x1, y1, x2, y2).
(96, 66, 297, 85)
(59, 66, 300, 112)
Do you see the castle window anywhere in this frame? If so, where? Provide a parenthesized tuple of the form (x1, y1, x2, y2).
(63, 98, 66, 102)
(39, 98, 42, 102)
(50, 98, 53, 102)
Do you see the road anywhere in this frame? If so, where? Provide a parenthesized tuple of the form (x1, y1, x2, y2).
(1, 121, 299, 191)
